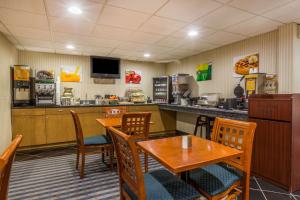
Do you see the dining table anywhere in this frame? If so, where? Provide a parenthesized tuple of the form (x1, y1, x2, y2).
(137, 135, 242, 174)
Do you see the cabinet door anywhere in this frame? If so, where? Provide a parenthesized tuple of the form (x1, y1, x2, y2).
(45, 114, 75, 144)
(250, 118, 291, 187)
(12, 115, 46, 147)
(78, 112, 105, 137)
(149, 110, 176, 133)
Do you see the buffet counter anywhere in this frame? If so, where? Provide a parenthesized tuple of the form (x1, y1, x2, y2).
(159, 104, 248, 120)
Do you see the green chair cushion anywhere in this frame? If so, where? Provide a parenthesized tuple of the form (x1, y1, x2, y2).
(124, 169, 200, 200)
(189, 164, 241, 196)
(83, 135, 111, 145)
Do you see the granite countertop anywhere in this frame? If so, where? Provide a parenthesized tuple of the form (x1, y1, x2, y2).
(12, 103, 157, 109)
(159, 104, 248, 120)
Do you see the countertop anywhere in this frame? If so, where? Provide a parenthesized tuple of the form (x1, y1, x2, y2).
(158, 104, 248, 120)
(12, 103, 157, 109)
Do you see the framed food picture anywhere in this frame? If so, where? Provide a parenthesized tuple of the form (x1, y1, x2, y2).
(196, 63, 212, 81)
(233, 53, 259, 77)
(60, 65, 82, 82)
(125, 69, 142, 84)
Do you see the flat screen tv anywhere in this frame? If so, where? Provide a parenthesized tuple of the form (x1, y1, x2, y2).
(90, 56, 120, 79)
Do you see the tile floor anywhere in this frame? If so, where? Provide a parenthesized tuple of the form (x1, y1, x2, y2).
(12, 146, 300, 200)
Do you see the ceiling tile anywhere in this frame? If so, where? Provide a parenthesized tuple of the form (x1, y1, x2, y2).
(0, 0, 45, 14)
(204, 31, 246, 45)
(55, 49, 82, 56)
(215, 0, 233, 3)
(139, 16, 186, 35)
(127, 31, 165, 44)
(178, 40, 218, 51)
(225, 16, 281, 36)
(107, 0, 168, 14)
(53, 32, 120, 48)
(97, 6, 150, 29)
(193, 6, 254, 30)
(51, 17, 95, 35)
(117, 41, 149, 51)
(156, 0, 222, 22)
(92, 25, 132, 40)
(54, 42, 113, 55)
(262, 0, 300, 23)
(23, 46, 55, 53)
(0, 8, 48, 30)
(171, 25, 216, 39)
(16, 37, 53, 48)
(45, 0, 103, 23)
(229, 0, 293, 14)
(0, 23, 9, 34)
(155, 36, 184, 48)
(109, 48, 143, 57)
(7, 26, 51, 40)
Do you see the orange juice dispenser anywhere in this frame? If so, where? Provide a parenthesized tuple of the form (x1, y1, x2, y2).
(245, 73, 266, 98)
(13, 65, 32, 106)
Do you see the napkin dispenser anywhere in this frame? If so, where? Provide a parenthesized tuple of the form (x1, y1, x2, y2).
(182, 135, 192, 149)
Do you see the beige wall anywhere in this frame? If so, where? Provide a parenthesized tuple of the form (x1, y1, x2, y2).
(18, 51, 166, 100)
(0, 33, 17, 154)
(166, 30, 278, 99)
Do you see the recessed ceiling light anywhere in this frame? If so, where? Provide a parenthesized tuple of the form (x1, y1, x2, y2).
(66, 44, 75, 49)
(187, 30, 198, 37)
(68, 6, 82, 15)
(144, 53, 151, 58)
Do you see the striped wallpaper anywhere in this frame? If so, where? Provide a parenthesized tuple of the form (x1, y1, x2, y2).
(18, 51, 166, 99)
(166, 30, 279, 98)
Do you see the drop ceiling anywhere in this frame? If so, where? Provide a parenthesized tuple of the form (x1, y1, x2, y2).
(0, 0, 299, 62)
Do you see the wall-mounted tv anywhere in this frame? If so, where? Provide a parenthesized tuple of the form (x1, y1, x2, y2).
(90, 56, 120, 79)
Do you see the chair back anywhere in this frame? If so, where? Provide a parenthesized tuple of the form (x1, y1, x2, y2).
(211, 117, 256, 172)
(108, 126, 146, 200)
(70, 110, 84, 146)
(121, 112, 151, 138)
(104, 106, 127, 118)
(0, 135, 22, 200)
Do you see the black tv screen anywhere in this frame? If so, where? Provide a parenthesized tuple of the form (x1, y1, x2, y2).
(90, 56, 120, 79)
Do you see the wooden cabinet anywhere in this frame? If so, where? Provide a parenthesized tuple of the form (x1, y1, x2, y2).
(12, 105, 177, 147)
(249, 94, 300, 192)
(12, 109, 46, 147)
(45, 113, 75, 144)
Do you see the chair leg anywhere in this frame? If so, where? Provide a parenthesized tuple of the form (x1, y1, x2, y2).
(76, 148, 80, 170)
(194, 116, 200, 136)
(102, 148, 105, 163)
(80, 152, 85, 179)
(242, 172, 250, 200)
(144, 152, 148, 173)
(110, 147, 114, 171)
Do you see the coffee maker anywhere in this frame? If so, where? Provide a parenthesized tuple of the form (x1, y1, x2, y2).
(12, 65, 33, 106)
(171, 74, 190, 105)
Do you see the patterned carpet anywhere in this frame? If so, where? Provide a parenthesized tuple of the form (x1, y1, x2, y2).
(8, 146, 300, 200)
(8, 146, 162, 200)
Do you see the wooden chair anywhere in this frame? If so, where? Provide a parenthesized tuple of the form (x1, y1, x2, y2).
(103, 106, 127, 118)
(70, 110, 113, 179)
(121, 112, 151, 172)
(108, 126, 201, 200)
(0, 135, 22, 200)
(189, 117, 257, 200)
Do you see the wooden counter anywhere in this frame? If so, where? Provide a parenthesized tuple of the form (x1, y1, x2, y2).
(12, 105, 176, 148)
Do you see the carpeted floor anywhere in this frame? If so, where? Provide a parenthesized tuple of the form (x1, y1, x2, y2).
(8, 146, 300, 200)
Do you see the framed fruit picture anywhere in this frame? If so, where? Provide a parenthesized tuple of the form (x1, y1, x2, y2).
(125, 69, 142, 84)
(196, 63, 212, 81)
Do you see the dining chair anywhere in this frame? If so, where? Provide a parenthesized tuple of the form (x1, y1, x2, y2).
(103, 106, 127, 118)
(121, 112, 151, 172)
(108, 126, 201, 200)
(188, 117, 257, 200)
(0, 135, 22, 200)
(70, 110, 113, 179)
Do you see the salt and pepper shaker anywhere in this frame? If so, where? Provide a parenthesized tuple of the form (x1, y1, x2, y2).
(182, 135, 192, 149)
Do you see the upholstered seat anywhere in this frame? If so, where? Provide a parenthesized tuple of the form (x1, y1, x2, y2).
(124, 169, 200, 200)
(189, 164, 241, 196)
(83, 135, 111, 145)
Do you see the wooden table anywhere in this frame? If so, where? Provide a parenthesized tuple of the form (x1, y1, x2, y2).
(137, 136, 242, 174)
(96, 118, 154, 128)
